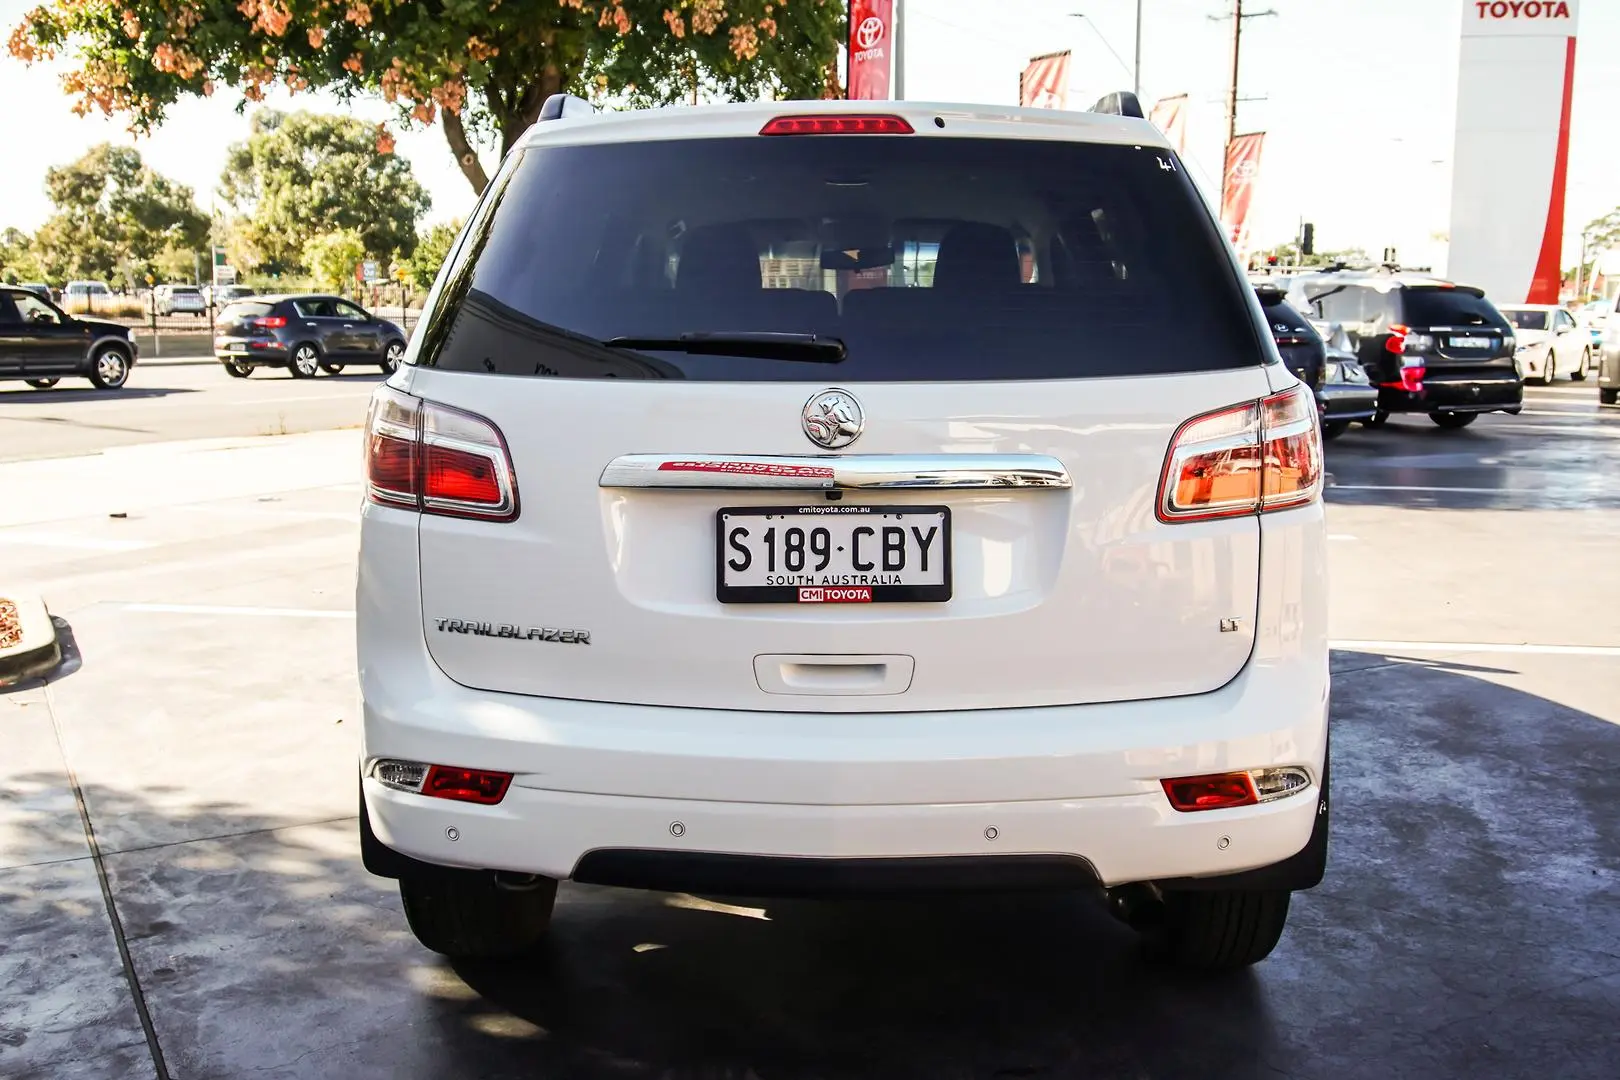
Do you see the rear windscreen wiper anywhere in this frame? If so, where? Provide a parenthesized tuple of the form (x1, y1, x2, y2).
(604, 331, 847, 363)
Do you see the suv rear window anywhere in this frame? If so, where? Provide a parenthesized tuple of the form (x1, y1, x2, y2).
(417, 135, 1262, 381)
(1398, 288, 1506, 329)
(220, 302, 274, 321)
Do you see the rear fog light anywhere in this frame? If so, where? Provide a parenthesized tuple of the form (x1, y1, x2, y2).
(1161, 767, 1313, 812)
(371, 759, 513, 805)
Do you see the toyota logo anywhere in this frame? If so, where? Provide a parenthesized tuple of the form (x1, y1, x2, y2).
(855, 15, 885, 50)
(802, 389, 864, 449)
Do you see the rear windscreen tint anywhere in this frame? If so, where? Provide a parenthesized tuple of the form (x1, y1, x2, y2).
(1399, 288, 1507, 329)
(415, 136, 1264, 381)
(220, 302, 273, 321)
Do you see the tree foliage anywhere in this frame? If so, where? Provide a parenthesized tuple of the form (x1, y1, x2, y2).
(26, 143, 208, 284)
(9, 1, 845, 195)
(219, 109, 430, 274)
(1, 228, 47, 283)
(403, 220, 460, 290)
(302, 228, 368, 290)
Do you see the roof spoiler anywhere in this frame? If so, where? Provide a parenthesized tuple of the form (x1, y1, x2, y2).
(1089, 91, 1145, 119)
(539, 93, 595, 122)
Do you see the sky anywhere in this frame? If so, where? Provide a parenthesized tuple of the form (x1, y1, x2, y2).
(1, 0, 1617, 273)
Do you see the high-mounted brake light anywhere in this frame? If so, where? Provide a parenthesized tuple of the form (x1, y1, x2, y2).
(365, 386, 519, 520)
(760, 114, 914, 136)
(1156, 384, 1323, 523)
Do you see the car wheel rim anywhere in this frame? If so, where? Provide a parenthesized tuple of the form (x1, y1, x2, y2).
(98, 353, 126, 384)
(386, 344, 403, 369)
(297, 348, 317, 374)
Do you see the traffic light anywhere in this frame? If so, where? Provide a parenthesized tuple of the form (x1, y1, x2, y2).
(1300, 222, 1315, 256)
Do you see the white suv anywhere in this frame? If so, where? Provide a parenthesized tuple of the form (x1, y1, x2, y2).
(357, 97, 1330, 971)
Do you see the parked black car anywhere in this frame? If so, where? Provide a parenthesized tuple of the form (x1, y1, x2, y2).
(0, 284, 138, 390)
(213, 294, 407, 378)
(1314, 320, 1379, 437)
(1255, 284, 1325, 393)
(1286, 270, 1522, 429)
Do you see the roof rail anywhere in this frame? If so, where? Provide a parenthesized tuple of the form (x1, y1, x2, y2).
(1089, 91, 1145, 120)
(539, 93, 595, 122)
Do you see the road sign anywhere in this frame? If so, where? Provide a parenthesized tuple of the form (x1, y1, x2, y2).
(363, 260, 382, 284)
(213, 265, 238, 285)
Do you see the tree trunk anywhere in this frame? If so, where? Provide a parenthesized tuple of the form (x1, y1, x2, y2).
(498, 70, 561, 161)
(442, 109, 491, 195)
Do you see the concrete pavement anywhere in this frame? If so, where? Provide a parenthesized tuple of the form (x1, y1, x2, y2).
(1, 386, 1618, 1078)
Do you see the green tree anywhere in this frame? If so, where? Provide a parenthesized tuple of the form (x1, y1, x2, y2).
(219, 109, 430, 275)
(0, 228, 46, 283)
(9, 1, 844, 196)
(26, 144, 208, 285)
(302, 229, 368, 291)
(404, 220, 461, 290)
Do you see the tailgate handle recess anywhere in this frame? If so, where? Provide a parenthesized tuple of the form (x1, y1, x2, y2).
(600, 453, 1071, 491)
(754, 654, 916, 696)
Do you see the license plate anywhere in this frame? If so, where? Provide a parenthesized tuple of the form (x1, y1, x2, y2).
(1450, 336, 1492, 349)
(228, 344, 248, 354)
(717, 505, 951, 604)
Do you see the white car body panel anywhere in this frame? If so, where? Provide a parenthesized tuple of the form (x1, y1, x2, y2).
(357, 98, 1329, 889)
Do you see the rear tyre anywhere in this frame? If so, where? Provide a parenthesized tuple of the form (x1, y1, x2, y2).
(1571, 350, 1590, 381)
(1430, 411, 1477, 429)
(88, 346, 131, 390)
(1152, 888, 1292, 971)
(1362, 410, 1389, 429)
(319, 360, 346, 375)
(25, 378, 60, 390)
(1321, 419, 1351, 440)
(399, 869, 557, 959)
(289, 343, 321, 378)
(221, 359, 252, 378)
(1602, 388, 1619, 406)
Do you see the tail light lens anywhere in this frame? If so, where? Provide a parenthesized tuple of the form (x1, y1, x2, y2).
(365, 386, 519, 520)
(760, 114, 915, 135)
(1157, 384, 1323, 523)
(370, 759, 513, 805)
(1161, 767, 1313, 812)
(1380, 325, 1427, 390)
(248, 315, 287, 329)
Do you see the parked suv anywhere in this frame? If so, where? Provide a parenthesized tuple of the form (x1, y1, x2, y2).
(357, 98, 1330, 972)
(213, 294, 407, 377)
(0, 285, 137, 389)
(1287, 270, 1521, 428)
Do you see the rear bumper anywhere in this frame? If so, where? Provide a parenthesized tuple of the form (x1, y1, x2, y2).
(359, 505, 1330, 891)
(215, 340, 289, 363)
(1379, 373, 1523, 414)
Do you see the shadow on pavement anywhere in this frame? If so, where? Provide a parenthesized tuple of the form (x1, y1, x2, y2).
(1, 652, 1617, 1079)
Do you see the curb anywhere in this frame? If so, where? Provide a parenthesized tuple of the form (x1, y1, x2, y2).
(0, 595, 62, 688)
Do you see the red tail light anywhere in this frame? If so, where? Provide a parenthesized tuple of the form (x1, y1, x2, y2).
(371, 759, 513, 805)
(1156, 384, 1323, 523)
(1380, 325, 1426, 389)
(1161, 773, 1259, 812)
(249, 315, 287, 329)
(760, 114, 914, 136)
(365, 386, 518, 520)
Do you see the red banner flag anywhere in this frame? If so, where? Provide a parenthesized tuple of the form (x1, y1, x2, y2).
(1148, 94, 1189, 154)
(848, 0, 894, 100)
(1019, 51, 1071, 110)
(1220, 132, 1266, 263)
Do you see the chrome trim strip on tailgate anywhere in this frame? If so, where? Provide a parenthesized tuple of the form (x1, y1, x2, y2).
(599, 454, 1072, 491)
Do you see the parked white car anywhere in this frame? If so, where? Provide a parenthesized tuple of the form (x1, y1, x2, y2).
(62, 280, 113, 312)
(1500, 303, 1591, 384)
(153, 284, 207, 316)
(356, 96, 1330, 972)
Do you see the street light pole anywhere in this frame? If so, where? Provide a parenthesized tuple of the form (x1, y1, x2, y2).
(1133, 0, 1142, 99)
